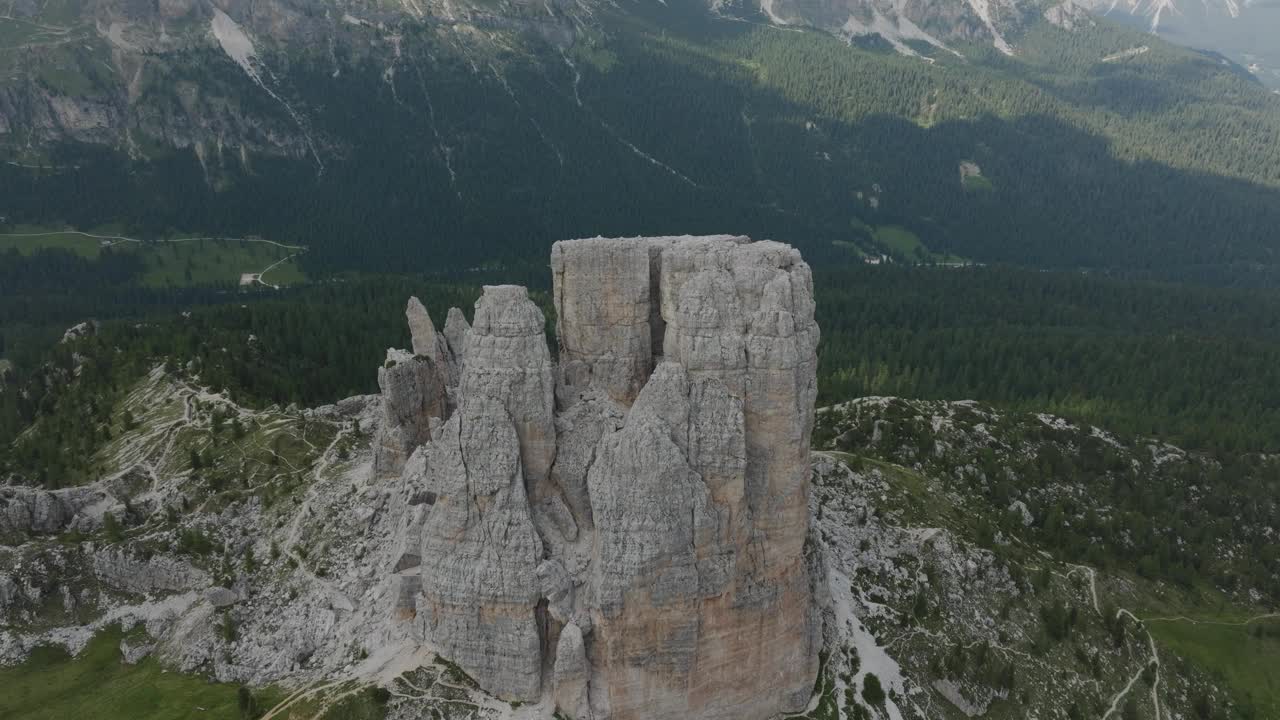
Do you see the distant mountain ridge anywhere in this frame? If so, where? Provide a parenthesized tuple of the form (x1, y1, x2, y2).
(1074, 0, 1280, 86)
(3, 0, 1280, 283)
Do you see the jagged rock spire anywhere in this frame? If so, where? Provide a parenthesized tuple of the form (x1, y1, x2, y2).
(380, 236, 821, 719)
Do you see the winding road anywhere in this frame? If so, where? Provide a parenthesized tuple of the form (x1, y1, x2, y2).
(0, 229, 306, 251)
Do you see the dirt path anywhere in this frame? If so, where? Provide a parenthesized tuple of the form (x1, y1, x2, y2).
(1081, 573, 1163, 720)
(1064, 563, 1101, 615)
(0, 229, 306, 252)
(252, 252, 301, 289)
(1141, 612, 1280, 627)
(279, 420, 357, 610)
(258, 679, 350, 720)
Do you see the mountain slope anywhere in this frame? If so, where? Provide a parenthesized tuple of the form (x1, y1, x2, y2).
(2, 0, 1280, 283)
(3, 360, 1275, 718)
(1076, 0, 1280, 87)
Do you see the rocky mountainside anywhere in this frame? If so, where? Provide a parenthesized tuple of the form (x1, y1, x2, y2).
(2, 235, 827, 720)
(6, 0, 1280, 283)
(729, 0, 1040, 56)
(1074, 0, 1280, 87)
(395, 235, 824, 718)
(3, 236, 1277, 720)
(0, 0, 1090, 156)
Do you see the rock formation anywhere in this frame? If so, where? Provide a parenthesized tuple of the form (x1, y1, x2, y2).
(371, 298, 459, 479)
(415, 286, 554, 700)
(0, 485, 126, 539)
(378, 236, 821, 719)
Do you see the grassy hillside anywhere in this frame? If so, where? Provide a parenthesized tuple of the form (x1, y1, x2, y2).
(1146, 618, 1280, 716)
(0, 627, 263, 720)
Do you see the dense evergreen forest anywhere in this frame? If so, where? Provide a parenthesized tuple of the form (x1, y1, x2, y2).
(7, 264, 1280, 488)
(3, 2, 1280, 285)
(815, 266, 1280, 452)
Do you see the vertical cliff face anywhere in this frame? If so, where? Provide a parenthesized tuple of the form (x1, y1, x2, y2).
(379, 236, 821, 718)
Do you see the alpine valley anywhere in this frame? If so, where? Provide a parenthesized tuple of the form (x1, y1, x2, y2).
(1, 1, 1279, 720)
(2, 0, 1280, 280)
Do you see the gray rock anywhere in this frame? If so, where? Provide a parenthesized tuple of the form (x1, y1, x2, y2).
(552, 238, 660, 407)
(406, 296, 443, 362)
(372, 349, 448, 479)
(0, 485, 120, 538)
(120, 636, 155, 665)
(399, 236, 820, 719)
(461, 285, 556, 491)
(417, 394, 544, 702)
(553, 622, 593, 720)
(93, 549, 210, 595)
(205, 587, 239, 608)
(1009, 500, 1034, 527)
(546, 391, 625, 533)
(443, 307, 471, 367)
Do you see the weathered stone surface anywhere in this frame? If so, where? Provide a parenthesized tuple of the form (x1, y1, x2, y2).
(205, 587, 239, 607)
(461, 285, 556, 491)
(416, 394, 545, 701)
(93, 548, 210, 595)
(443, 307, 471, 367)
(406, 296, 444, 362)
(546, 391, 625, 533)
(552, 238, 657, 407)
(410, 286, 558, 700)
(398, 236, 819, 718)
(588, 363, 734, 615)
(582, 362, 819, 720)
(657, 236, 819, 570)
(372, 349, 448, 479)
(120, 636, 155, 665)
(553, 622, 593, 720)
(551, 235, 749, 408)
(0, 486, 120, 538)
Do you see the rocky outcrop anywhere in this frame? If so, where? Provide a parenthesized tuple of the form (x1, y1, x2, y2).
(461, 286, 557, 490)
(0, 486, 123, 539)
(414, 286, 555, 701)
(416, 395, 546, 699)
(371, 300, 464, 479)
(371, 350, 447, 479)
(376, 236, 821, 719)
(92, 548, 210, 595)
(575, 237, 821, 720)
(407, 296, 446, 362)
(443, 307, 471, 366)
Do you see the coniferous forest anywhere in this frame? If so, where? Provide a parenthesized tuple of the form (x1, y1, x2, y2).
(4, 1, 1280, 285)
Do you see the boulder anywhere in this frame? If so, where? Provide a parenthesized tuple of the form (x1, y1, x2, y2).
(204, 587, 239, 608)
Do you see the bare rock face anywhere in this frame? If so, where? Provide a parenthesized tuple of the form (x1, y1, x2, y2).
(372, 300, 473, 480)
(443, 307, 471, 366)
(551, 235, 751, 408)
(551, 238, 659, 407)
(554, 622, 593, 719)
(577, 236, 820, 720)
(373, 236, 820, 719)
(1, 486, 125, 538)
(406, 296, 447, 363)
(371, 350, 448, 480)
(547, 392, 626, 534)
(416, 395, 545, 701)
(414, 286, 555, 702)
(93, 548, 211, 595)
(461, 285, 557, 492)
